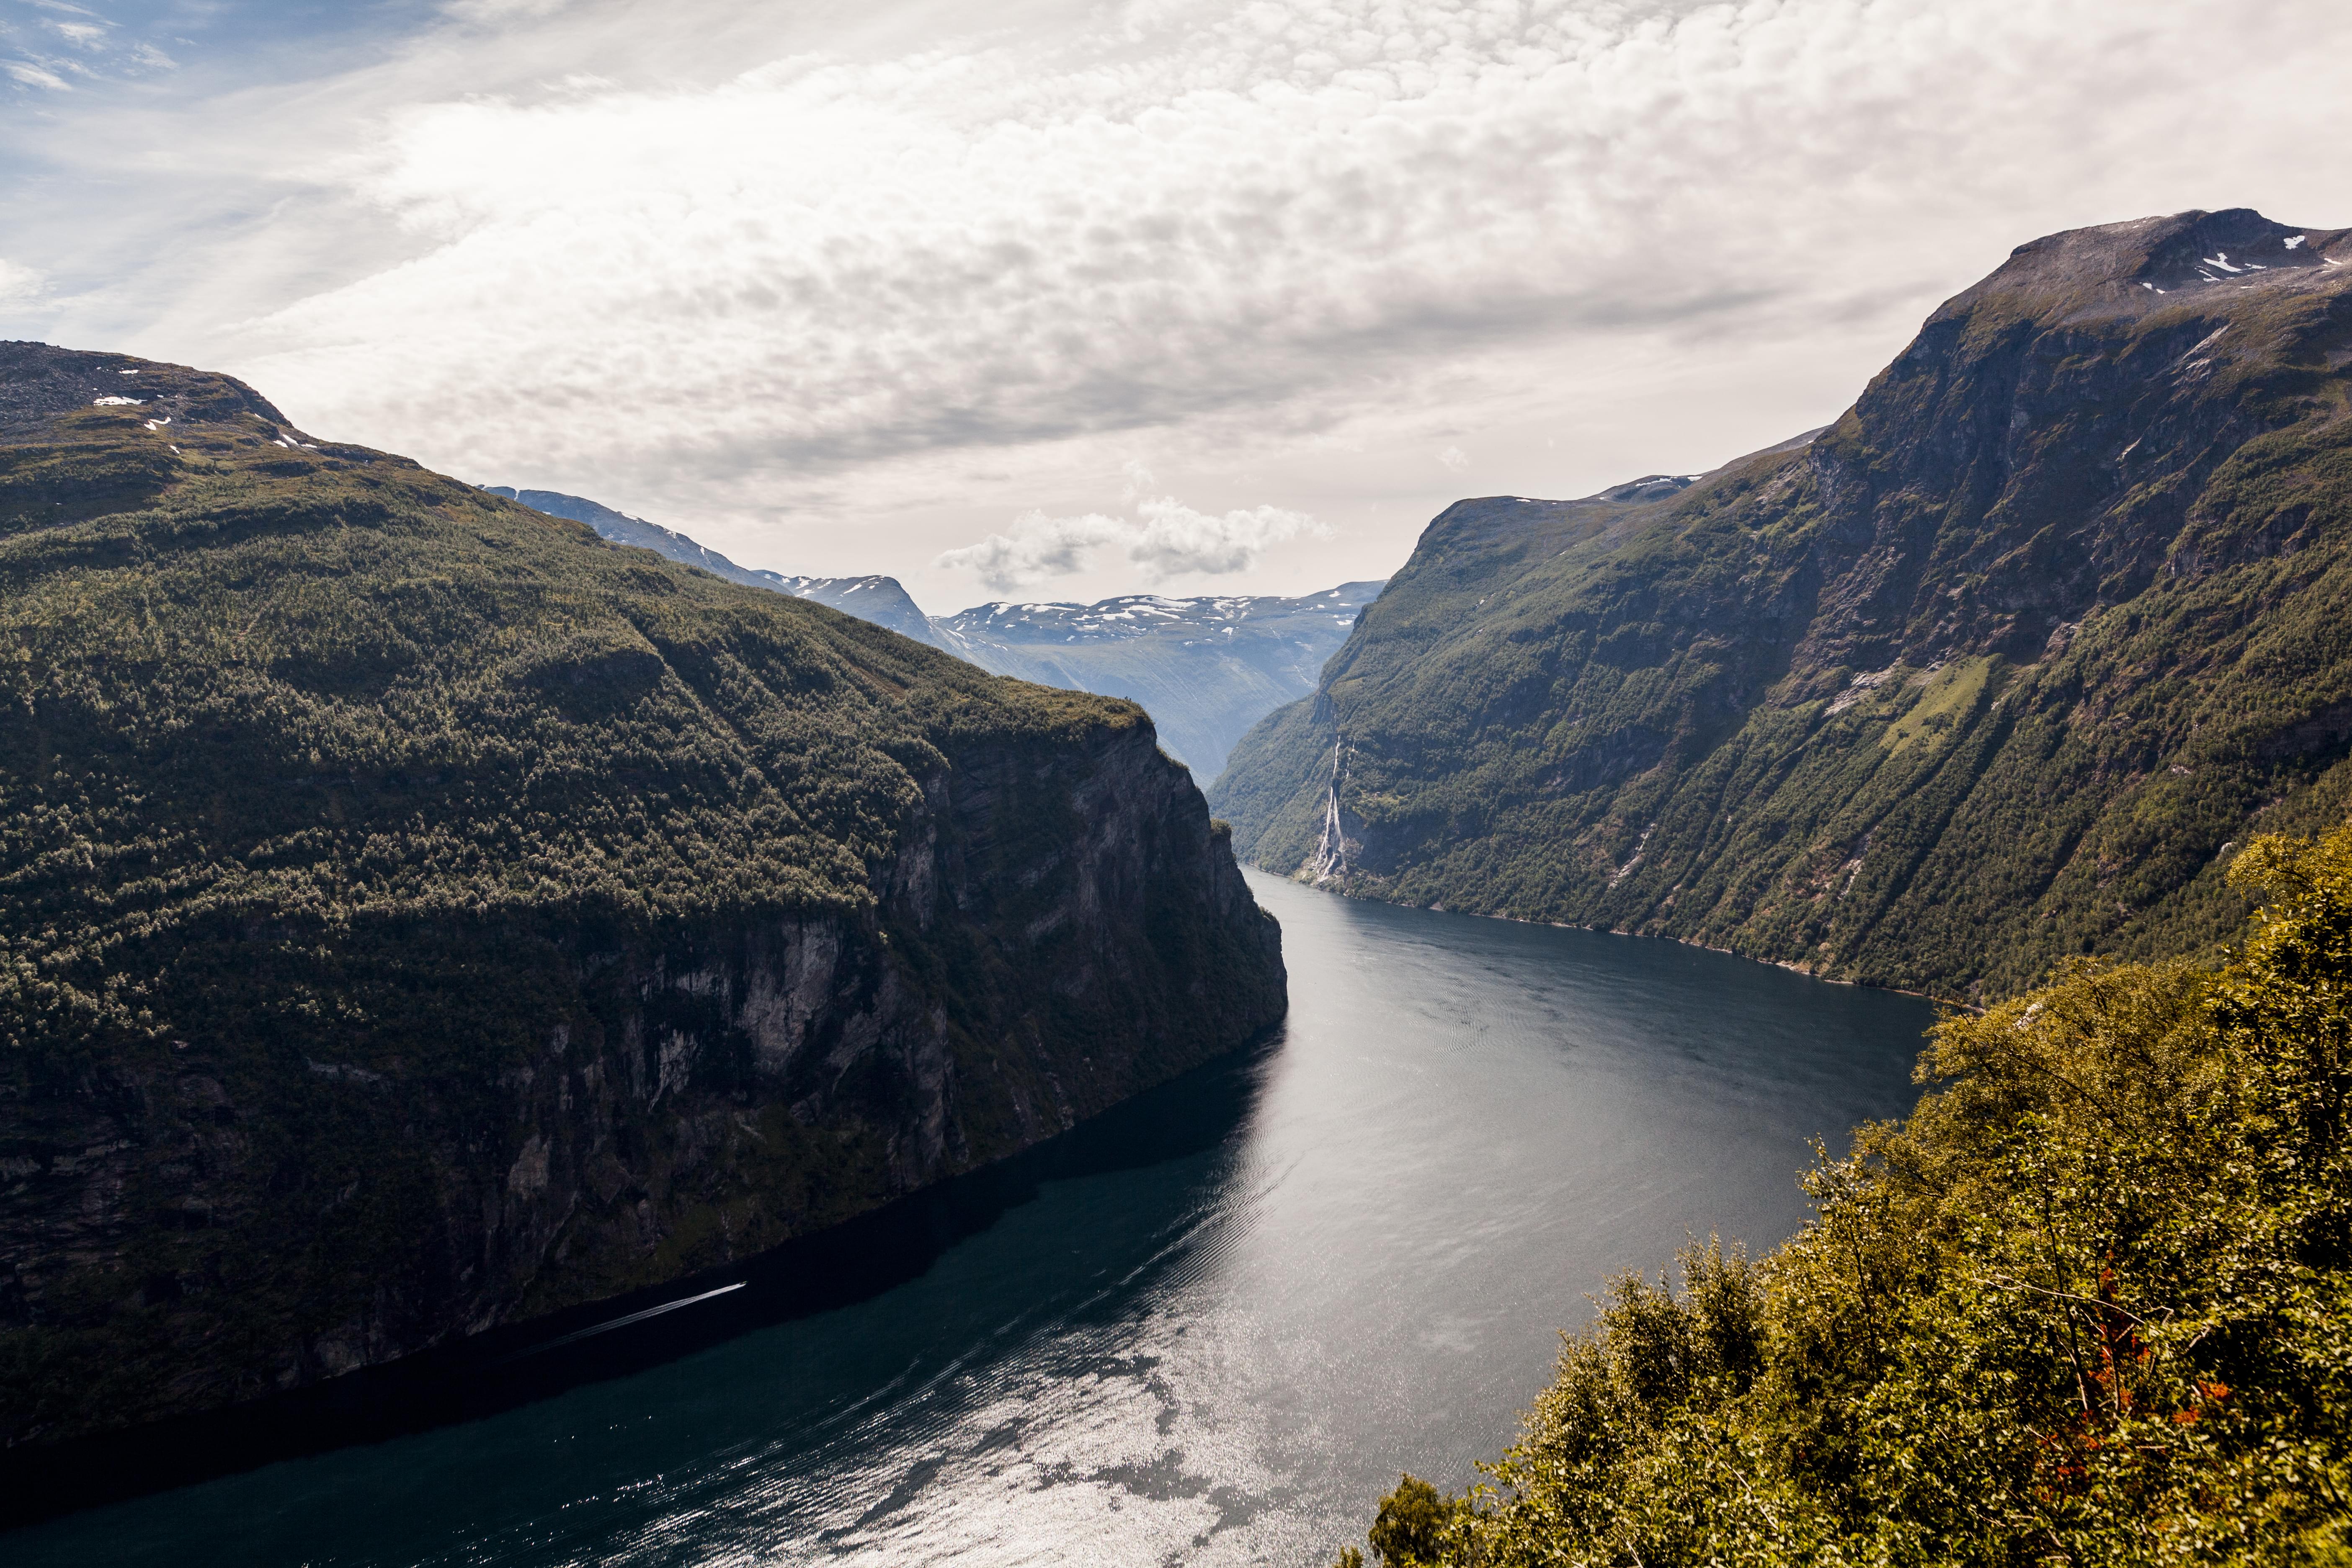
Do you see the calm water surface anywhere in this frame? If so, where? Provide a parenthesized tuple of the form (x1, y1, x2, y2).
(11, 872, 1935, 1566)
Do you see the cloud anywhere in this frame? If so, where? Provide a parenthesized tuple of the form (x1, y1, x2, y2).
(1130, 495, 1327, 578)
(939, 490, 1326, 592)
(937, 511, 1128, 594)
(5, 59, 70, 90)
(0, 260, 45, 304)
(1438, 446, 1468, 473)
(440, 0, 579, 21)
(168, 0, 2339, 498)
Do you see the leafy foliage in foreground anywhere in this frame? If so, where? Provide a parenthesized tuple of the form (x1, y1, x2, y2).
(1343, 825, 2352, 1566)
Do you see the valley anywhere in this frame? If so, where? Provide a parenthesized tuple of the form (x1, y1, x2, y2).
(7, 203, 2352, 1567)
(0, 871, 1932, 1564)
(930, 585, 1385, 779)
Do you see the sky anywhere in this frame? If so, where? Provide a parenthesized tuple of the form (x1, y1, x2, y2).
(5, 0, 2349, 613)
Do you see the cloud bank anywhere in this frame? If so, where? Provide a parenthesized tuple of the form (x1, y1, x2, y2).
(940, 491, 1326, 593)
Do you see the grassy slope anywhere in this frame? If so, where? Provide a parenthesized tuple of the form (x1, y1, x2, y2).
(1215, 212, 2352, 1001)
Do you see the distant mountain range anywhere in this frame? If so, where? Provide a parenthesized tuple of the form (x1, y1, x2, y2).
(484, 486, 1382, 780)
(482, 488, 945, 647)
(1211, 206, 2352, 1003)
(930, 586, 1385, 780)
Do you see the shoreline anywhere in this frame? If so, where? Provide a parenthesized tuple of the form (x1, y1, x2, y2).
(1243, 864, 1969, 1012)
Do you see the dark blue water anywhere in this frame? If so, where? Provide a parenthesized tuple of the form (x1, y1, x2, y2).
(6, 871, 1935, 1566)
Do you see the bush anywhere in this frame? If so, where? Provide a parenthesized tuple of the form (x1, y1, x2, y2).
(1341, 824, 2352, 1565)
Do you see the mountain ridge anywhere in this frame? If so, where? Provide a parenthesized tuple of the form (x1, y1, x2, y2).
(486, 485, 1383, 779)
(934, 583, 1385, 778)
(1211, 207, 2352, 1001)
(480, 487, 950, 649)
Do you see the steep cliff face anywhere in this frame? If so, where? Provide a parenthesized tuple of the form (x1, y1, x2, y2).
(0, 343, 1284, 1444)
(1213, 208, 2352, 998)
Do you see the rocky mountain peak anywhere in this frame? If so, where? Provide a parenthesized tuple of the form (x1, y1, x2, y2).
(0, 343, 293, 445)
(936, 582, 1388, 780)
(936, 584, 1383, 646)
(1591, 473, 1702, 504)
(1943, 207, 2350, 325)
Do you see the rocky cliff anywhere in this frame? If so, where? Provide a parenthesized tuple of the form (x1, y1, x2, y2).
(1213, 208, 2352, 1000)
(0, 343, 1285, 1446)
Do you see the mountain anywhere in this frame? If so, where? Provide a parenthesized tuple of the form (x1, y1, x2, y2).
(482, 486, 947, 649)
(0, 343, 1286, 1446)
(486, 487, 1382, 778)
(934, 585, 1386, 779)
(1212, 207, 2352, 1003)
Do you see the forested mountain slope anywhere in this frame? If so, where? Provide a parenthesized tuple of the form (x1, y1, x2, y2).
(0, 343, 1285, 1445)
(485, 485, 1381, 780)
(483, 486, 948, 649)
(1346, 822, 2352, 1567)
(1213, 209, 2352, 1001)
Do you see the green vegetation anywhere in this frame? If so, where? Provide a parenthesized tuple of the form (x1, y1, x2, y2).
(1212, 211, 2352, 1003)
(1880, 656, 2001, 758)
(1259, 210, 2352, 1567)
(0, 349, 1284, 1444)
(0, 400, 1114, 1023)
(1340, 823, 2352, 1565)
(491, 486, 1387, 781)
